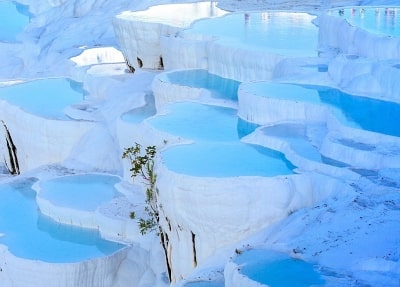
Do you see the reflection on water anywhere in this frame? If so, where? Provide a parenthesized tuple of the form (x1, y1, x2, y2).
(180, 11, 318, 56)
(332, 7, 400, 37)
(0, 179, 124, 263)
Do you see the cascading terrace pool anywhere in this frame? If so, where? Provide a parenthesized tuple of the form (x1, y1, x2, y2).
(329, 6, 400, 37)
(0, 78, 86, 120)
(148, 102, 295, 177)
(179, 11, 318, 56)
(240, 82, 400, 137)
(234, 249, 325, 287)
(0, 177, 125, 263)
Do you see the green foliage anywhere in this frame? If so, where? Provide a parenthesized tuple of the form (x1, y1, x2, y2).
(122, 142, 158, 234)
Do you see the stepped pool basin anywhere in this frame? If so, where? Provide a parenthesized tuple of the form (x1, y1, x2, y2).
(163, 69, 240, 101)
(121, 94, 156, 124)
(148, 102, 241, 142)
(38, 174, 121, 211)
(180, 11, 318, 56)
(149, 102, 295, 177)
(0, 1, 30, 42)
(0, 78, 86, 120)
(161, 141, 294, 177)
(241, 82, 400, 137)
(330, 7, 400, 37)
(117, 1, 227, 28)
(0, 178, 125, 263)
(235, 249, 325, 287)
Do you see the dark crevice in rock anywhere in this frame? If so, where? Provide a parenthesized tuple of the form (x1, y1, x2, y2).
(2, 121, 19, 175)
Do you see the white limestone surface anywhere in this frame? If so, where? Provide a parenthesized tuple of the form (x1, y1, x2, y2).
(241, 125, 363, 181)
(155, 158, 349, 280)
(70, 47, 125, 67)
(327, 54, 400, 102)
(237, 81, 400, 170)
(319, 11, 400, 60)
(0, 100, 95, 172)
(113, 2, 228, 70)
(152, 70, 209, 109)
(0, 244, 129, 287)
(224, 261, 265, 287)
(237, 82, 329, 125)
(33, 175, 143, 242)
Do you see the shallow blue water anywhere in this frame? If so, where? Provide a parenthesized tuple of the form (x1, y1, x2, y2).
(39, 174, 121, 211)
(149, 102, 240, 141)
(235, 249, 325, 287)
(165, 69, 240, 101)
(162, 142, 294, 177)
(0, 179, 125, 263)
(332, 7, 400, 37)
(316, 86, 400, 137)
(150, 102, 295, 177)
(256, 82, 400, 137)
(0, 78, 86, 120)
(0, 1, 30, 42)
(181, 12, 318, 56)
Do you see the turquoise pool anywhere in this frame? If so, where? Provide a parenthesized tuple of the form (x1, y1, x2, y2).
(331, 7, 400, 37)
(235, 249, 325, 287)
(317, 85, 400, 137)
(162, 142, 294, 177)
(0, 178, 125, 263)
(180, 11, 318, 56)
(0, 1, 30, 42)
(39, 174, 121, 211)
(149, 102, 295, 177)
(251, 82, 400, 137)
(164, 69, 240, 101)
(0, 78, 86, 120)
(148, 102, 241, 142)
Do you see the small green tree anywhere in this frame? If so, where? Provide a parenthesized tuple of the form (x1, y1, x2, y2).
(122, 142, 172, 281)
(122, 143, 158, 235)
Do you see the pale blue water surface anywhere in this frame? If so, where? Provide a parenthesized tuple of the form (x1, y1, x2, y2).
(0, 78, 86, 120)
(0, 1, 30, 42)
(161, 142, 295, 177)
(255, 83, 400, 137)
(0, 179, 125, 263)
(164, 69, 240, 101)
(180, 11, 318, 56)
(149, 102, 295, 177)
(148, 102, 240, 142)
(39, 174, 121, 211)
(332, 7, 400, 37)
(235, 249, 325, 287)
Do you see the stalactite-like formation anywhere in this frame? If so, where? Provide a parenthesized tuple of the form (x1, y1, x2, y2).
(191, 231, 197, 267)
(2, 121, 19, 175)
(137, 57, 143, 68)
(124, 57, 135, 73)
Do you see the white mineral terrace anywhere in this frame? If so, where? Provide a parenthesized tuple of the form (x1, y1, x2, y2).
(0, 1, 399, 287)
(113, 2, 400, 284)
